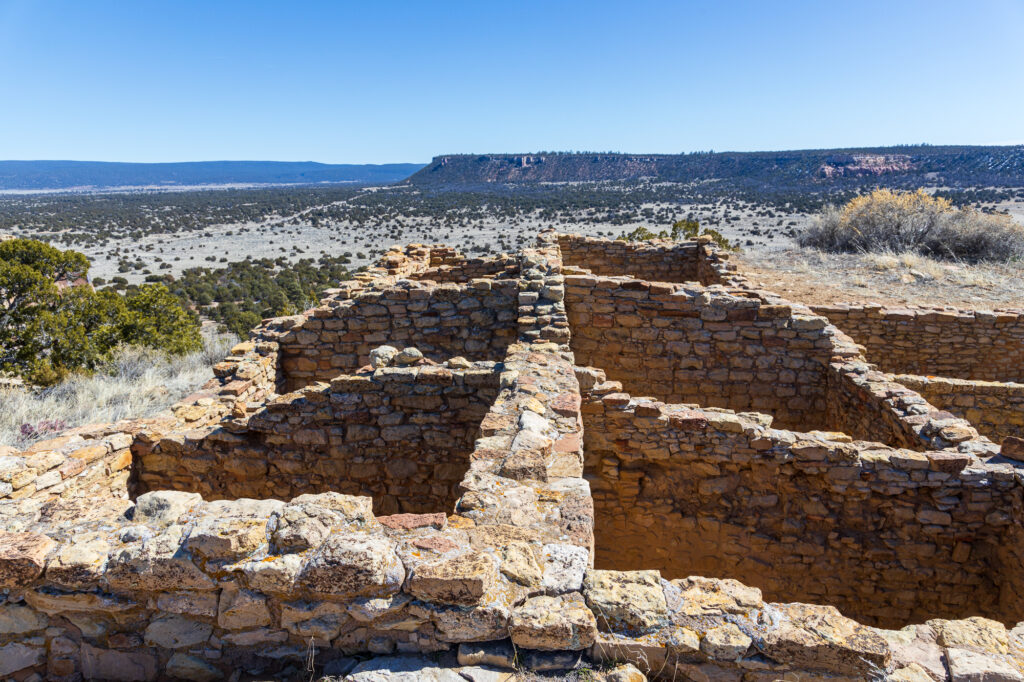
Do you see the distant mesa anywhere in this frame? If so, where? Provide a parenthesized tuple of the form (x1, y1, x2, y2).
(0, 160, 426, 191)
(405, 145, 1024, 188)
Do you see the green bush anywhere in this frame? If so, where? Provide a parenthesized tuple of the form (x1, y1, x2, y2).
(617, 219, 736, 251)
(0, 239, 200, 385)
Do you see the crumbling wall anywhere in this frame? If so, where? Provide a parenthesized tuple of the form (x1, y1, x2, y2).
(4, 232, 1024, 681)
(135, 361, 501, 514)
(558, 233, 707, 282)
(410, 253, 518, 283)
(581, 388, 1024, 628)
(813, 304, 1024, 381)
(565, 274, 843, 432)
(263, 279, 517, 391)
(894, 374, 1024, 443)
(826, 362, 985, 451)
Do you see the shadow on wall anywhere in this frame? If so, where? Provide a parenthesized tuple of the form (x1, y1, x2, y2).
(581, 396, 1024, 629)
(133, 360, 501, 515)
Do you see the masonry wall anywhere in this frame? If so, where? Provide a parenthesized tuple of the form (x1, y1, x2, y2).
(581, 390, 1024, 628)
(135, 363, 501, 515)
(894, 374, 1024, 443)
(266, 279, 517, 391)
(565, 274, 842, 432)
(556, 233, 702, 283)
(813, 304, 1024, 382)
(410, 254, 518, 283)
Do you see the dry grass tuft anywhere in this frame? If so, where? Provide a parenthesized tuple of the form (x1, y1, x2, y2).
(0, 329, 237, 448)
(799, 189, 1024, 262)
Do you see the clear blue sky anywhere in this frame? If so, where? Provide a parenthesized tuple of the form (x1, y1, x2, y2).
(1, 0, 1022, 163)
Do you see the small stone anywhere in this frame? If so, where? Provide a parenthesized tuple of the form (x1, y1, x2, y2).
(80, 642, 159, 681)
(509, 593, 597, 651)
(166, 653, 222, 681)
(143, 615, 213, 649)
(0, 532, 55, 587)
(0, 604, 48, 634)
(0, 642, 45, 676)
(217, 583, 272, 629)
(583, 569, 668, 633)
(394, 347, 424, 366)
(889, 663, 938, 682)
(1001, 436, 1024, 461)
(370, 345, 399, 368)
(407, 552, 497, 606)
(457, 640, 516, 669)
(701, 623, 752, 660)
(541, 543, 588, 595)
(446, 356, 472, 370)
(132, 490, 202, 525)
(499, 542, 542, 587)
(602, 663, 647, 682)
(947, 647, 1024, 682)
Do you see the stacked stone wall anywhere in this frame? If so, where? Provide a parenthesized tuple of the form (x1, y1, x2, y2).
(411, 253, 518, 283)
(3, 233, 1024, 681)
(894, 374, 1024, 443)
(565, 274, 845, 432)
(135, 361, 501, 514)
(263, 279, 517, 391)
(581, 387, 1024, 628)
(813, 303, 1024, 381)
(558, 233, 707, 282)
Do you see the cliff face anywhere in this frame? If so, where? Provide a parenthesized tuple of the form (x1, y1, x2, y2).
(819, 153, 914, 178)
(404, 146, 1024, 188)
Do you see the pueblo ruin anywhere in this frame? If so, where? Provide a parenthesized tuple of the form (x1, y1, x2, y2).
(3, 231, 1024, 680)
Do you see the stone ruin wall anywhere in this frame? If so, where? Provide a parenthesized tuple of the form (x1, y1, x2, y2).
(581, 386, 1024, 628)
(266, 278, 517, 392)
(563, 272, 985, 451)
(556, 232, 747, 286)
(2, 232, 1024, 681)
(813, 303, 1024, 382)
(563, 276, 834, 432)
(134, 361, 501, 514)
(895, 373, 1024, 443)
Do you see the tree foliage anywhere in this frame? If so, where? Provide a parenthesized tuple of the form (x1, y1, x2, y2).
(0, 239, 200, 384)
(617, 220, 736, 251)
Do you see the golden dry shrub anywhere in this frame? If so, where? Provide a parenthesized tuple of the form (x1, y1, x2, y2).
(800, 189, 1024, 262)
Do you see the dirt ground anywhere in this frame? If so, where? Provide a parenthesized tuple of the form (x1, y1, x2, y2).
(736, 247, 1023, 311)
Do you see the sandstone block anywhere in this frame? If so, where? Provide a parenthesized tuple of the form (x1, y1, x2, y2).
(300, 531, 404, 597)
(946, 647, 1024, 682)
(762, 603, 890, 675)
(0, 604, 47, 634)
(80, 642, 158, 681)
(143, 615, 213, 648)
(509, 593, 597, 651)
(700, 623, 752, 660)
(218, 583, 272, 629)
(166, 653, 223, 682)
(541, 543, 589, 595)
(0, 531, 54, 587)
(132, 490, 203, 525)
(0, 642, 46, 676)
(583, 569, 668, 633)
(407, 551, 497, 606)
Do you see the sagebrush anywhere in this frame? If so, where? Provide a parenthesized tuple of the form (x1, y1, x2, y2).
(799, 189, 1024, 262)
(0, 330, 237, 448)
